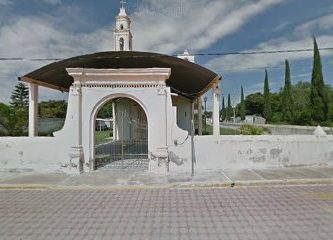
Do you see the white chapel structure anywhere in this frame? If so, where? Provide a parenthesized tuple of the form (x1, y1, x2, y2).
(1, 3, 222, 174)
(1, 2, 333, 174)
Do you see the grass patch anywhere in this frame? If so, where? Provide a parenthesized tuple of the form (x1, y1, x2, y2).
(202, 126, 240, 135)
(95, 130, 113, 144)
(239, 124, 266, 135)
(203, 125, 268, 135)
(220, 127, 240, 135)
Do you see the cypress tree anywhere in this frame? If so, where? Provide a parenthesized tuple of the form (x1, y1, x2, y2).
(282, 60, 293, 122)
(240, 86, 246, 121)
(10, 83, 29, 108)
(226, 94, 232, 121)
(263, 69, 272, 122)
(221, 97, 226, 121)
(310, 37, 328, 123)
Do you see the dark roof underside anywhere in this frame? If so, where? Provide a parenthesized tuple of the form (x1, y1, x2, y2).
(20, 51, 219, 99)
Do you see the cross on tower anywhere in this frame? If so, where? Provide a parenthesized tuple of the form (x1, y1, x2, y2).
(120, 0, 126, 8)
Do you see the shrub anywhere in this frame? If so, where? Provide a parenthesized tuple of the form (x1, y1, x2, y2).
(240, 124, 265, 135)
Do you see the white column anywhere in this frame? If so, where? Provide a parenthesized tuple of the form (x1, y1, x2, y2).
(212, 83, 220, 136)
(28, 83, 38, 137)
(68, 82, 84, 173)
(112, 102, 117, 140)
(197, 97, 203, 135)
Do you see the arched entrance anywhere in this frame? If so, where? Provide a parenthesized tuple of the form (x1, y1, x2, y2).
(94, 97, 149, 170)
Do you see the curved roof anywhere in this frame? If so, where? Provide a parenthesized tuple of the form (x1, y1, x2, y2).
(19, 51, 219, 99)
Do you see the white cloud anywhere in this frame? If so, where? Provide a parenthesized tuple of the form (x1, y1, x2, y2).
(296, 14, 333, 35)
(0, 0, 287, 102)
(0, 0, 11, 6)
(132, 0, 287, 53)
(0, 17, 114, 58)
(273, 22, 290, 32)
(37, 0, 62, 5)
(205, 12, 333, 73)
(0, 17, 114, 102)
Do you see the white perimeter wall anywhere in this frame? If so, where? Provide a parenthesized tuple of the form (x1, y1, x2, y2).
(1, 135, 333, 173)
(0, 137, 69, 172)
(193, 135, 333, 171)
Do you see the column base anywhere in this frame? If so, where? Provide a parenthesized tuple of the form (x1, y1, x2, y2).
(68, 146, 84, 173)
(149, 147, 169, 174)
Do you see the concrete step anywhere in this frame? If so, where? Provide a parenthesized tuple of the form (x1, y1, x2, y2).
(100, 159, 149, 171)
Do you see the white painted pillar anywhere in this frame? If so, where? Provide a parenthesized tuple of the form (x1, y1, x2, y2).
(28, 83, 38, 137)
(197, 97, 203, 135)
(112, 102, 117, 140)
(68, 82, 84, 173)
(212, 83, 220, 136)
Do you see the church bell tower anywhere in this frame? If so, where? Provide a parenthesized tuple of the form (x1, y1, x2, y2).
(114, 1, 133, 51)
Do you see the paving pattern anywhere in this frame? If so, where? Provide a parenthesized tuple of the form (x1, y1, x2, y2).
(0, 184, 333, 240)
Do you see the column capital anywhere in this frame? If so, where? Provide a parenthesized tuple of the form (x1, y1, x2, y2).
(212, 82, 220, 96)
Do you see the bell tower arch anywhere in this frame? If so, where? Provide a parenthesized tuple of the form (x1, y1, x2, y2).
(114, 1, 133, 51)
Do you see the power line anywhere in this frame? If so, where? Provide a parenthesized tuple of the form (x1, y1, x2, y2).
(0, 47, 333, 62)
(0, 58, 62, 61)
(192, 47, 333, 56)
(213, 61, 333, 73)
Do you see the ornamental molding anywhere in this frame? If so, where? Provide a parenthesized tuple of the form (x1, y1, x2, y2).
(66, 68, 171, 89)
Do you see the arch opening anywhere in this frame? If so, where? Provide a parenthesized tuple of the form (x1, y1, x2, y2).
(94, 97, 149, 170)
(119, 38, 124, 51)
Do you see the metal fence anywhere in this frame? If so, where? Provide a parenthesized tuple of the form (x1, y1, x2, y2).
(94, 102, 149, 170)
(95, 139, 148, 170)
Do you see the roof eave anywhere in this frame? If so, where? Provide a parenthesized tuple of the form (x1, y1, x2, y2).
(19, 76, 69, 92)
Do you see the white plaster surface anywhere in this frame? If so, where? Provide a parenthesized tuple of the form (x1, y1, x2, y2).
(0, 137, 69, 172)
(1, 134, 333, 174)
(172, 96, 192, 133)
(63, 68, 189, 172)
(212, 82, 220, 136)
(193, 135, 333, 171)
(28, 83, 38, 137)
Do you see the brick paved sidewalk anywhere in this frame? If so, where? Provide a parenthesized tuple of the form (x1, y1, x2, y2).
(0, 184, 332, 240)
(0, 167, 332, 188)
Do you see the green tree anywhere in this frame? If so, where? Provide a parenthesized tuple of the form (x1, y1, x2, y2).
(97, 102, 113, 118)
(220, 97, 226, 121)
(10, 83, 29, 108)
(282, 60, 293, 122)
(240, 86, 246, 121)
(292, 81, 312, 125)
(226, 94, 233, 121)
(263, 69, 272, 122)
(245, 93, 264, 116)
(310, 37, 328, 123)
(3, 83, 29, 136)
(270, 92, 283, 123)
(0, 103, 28, 136)
(39, 100, 67, 118)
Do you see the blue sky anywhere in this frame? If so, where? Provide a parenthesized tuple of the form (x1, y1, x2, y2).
(0, 0, 333, 109)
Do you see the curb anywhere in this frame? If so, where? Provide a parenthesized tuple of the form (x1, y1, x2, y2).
(0, 184, 51, 190)
(0, 178, 332, 190)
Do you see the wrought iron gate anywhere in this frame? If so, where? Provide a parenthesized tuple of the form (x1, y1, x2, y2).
(95, 103, 149, 170)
